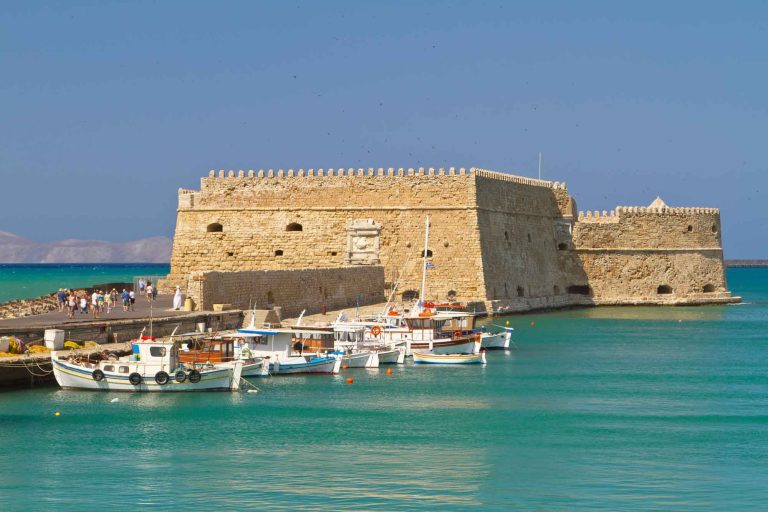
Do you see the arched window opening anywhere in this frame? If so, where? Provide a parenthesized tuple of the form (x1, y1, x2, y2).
(703, 284, 716, 293)
(266, 291, 275, 304)
(554, 285, 560, 295)
(516, 286, 525, 297)
(504, 231, 509, 241)
(657, 285, 673, 295)
(402, 289, 419, 301)
(504, 283, 509, 298)
(712, 225, 718, 234)
(286, 222, 303, 232)
(687, 225, 693, 232)
(420, 248, 433, 258)
(274, 249, 284, 256)
(527, 233, 532, 243)
(557, 242, 568, 251)
(207, 222, 223, 233)
(567, 285, 591, 295)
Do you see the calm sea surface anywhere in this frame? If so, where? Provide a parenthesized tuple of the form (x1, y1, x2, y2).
(1, 268, 767, 510)
(0, 263, 170, 302)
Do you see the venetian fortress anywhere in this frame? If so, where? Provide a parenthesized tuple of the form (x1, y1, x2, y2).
(164, 167, 738, 316)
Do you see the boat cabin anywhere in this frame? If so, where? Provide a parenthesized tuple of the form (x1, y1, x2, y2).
(179, 337, 236, 365)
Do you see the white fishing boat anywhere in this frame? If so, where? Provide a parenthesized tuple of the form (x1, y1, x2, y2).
(376, 346, 405, 364)
(480, 326, 514, 350)
(334, 350, 379, 368)
(180, 335, 270, 377)
(51, 336, 243, 392)
(236, 327, 341, 375)
(412, 351, 487, 365)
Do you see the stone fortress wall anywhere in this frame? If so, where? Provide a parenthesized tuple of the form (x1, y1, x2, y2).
(166, 167, 737, 314)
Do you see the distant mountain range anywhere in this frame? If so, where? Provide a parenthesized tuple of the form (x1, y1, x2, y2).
(0, 231, 172, 263)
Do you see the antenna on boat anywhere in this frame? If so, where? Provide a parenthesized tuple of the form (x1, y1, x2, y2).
(420, 215, 430, 306)
(296, 309, 306, 326)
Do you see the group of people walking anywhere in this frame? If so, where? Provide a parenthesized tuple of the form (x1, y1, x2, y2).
(57, 288, 136, 319)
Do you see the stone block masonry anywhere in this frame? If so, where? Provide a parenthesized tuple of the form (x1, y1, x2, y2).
(167, 167, 737, 312)
(186, 266, 386, 318)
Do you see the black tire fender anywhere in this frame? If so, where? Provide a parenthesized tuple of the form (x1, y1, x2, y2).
(188, 369, 201, 384)
(92, 369, 105, 382)
(155, 371, 169, 385)
(128, 372, 142, 386)
(174, 369, 187, 383)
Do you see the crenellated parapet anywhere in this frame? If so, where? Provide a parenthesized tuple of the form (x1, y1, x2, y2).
(197, 166, 566, 189)
(578, 205, 720, 222)
(205, 167, 471, 178)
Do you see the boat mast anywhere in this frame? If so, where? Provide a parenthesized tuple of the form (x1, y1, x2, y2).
(420, 215, 430, 304)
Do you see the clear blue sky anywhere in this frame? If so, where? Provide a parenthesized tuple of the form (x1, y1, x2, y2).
(1, 1, 765, 257)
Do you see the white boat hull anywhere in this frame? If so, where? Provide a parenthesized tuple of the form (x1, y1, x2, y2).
(270, 356, 341, 375)
(412, 351, 487, 365)
(341, 351, 379, 368)
(218, 359, 270, 377)
(52, 357, 242, 392)
(408, 337, 480, 356)
(376, 347, 404, 364)
(481, 331, 510, 350)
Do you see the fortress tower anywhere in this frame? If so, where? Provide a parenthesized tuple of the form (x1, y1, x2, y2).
(165, 167, 737, 314)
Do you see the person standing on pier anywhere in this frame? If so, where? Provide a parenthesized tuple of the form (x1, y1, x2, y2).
(146, 282, 154, 302)
(66, 292, 76, 319)
(121, 289, 130, 312)
(129, 289, 136, 311)
(173, 286, 183, 310)
(57, 289, 66, 312)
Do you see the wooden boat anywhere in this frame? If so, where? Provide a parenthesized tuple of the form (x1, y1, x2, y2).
(412, 351, 487, 365)
(236, 327, 341, 375)
(51, 337, 243, 392)
(180, 336, 269, 377)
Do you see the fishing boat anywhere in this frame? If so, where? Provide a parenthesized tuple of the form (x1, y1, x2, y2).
(480, 325, 514, 350)
(51, 336, 243, 391)
(180, 335, 269, 377)
(236, 327, 341, 375)
(412, 351, 487, 365)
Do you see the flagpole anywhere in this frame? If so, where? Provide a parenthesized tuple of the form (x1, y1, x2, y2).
(538, 152, 542, 180)
(420, 215, 430, 303)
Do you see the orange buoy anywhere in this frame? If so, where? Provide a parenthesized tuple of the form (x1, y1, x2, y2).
(386, 368, 393, 375)
(530, 321, 535, 327)
(346, 377, 354, 384)
(342, 364, 348, 370)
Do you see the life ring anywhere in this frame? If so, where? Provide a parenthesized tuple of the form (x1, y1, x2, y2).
(452, 330, 463, 339)
(370, 325, 382, 337)
(128, 372, 142, 386)
(174, 370, 187, 383)
(155, 371, 169, 385)
(188, 369, 201, 383)
(92, 369, 105, 382)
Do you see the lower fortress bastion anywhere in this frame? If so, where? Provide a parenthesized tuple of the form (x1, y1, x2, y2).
(164, 167, 738, 316)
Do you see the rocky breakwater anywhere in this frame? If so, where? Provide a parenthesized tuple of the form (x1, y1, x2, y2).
(0, 294, 59, 320)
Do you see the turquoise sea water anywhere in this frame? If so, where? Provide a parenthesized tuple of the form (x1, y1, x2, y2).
(0, 263, 170, 302)
(1, 268, 767, 510)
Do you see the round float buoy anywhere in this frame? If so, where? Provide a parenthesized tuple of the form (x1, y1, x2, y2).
(453, 330, 462, 339)
(128, 372, 142, 386)
(155, 371, 169, 385)
(342, 364, 348, 370)
(346, 377, 354, 384)
(174, 370, 187, 383)
(386, 368, 393, 375)
(530, 321, 535, 327)
(370, 325, 382, 337)
(92, 369, 105, 382)
(55, 411, 61, 417)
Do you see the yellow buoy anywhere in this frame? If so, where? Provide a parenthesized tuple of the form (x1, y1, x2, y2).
(54, 411, 61, 417)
